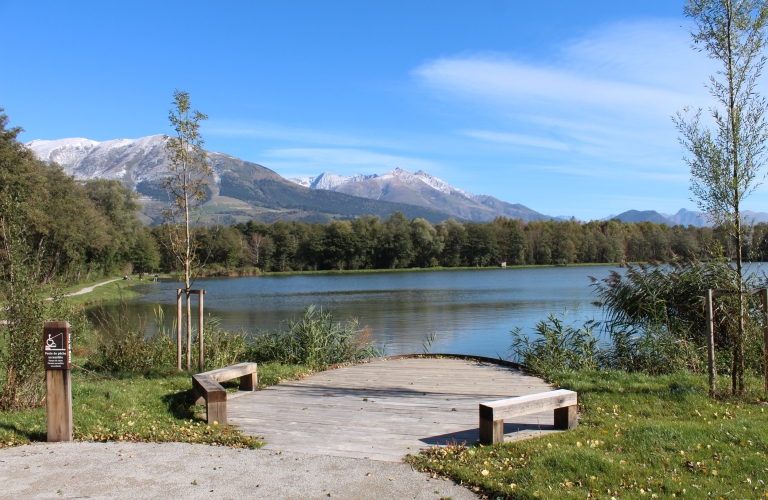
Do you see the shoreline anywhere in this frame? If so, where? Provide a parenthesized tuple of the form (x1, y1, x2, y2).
(261, 261, 627, 277)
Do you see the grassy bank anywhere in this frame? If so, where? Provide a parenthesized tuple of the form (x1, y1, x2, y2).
(0, 363, 311, 449)
(408, 370, 768, 499)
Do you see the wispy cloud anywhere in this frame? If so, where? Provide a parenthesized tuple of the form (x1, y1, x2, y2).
(412, 20, 717, 183)
(264, 147, 443, 177)
(463, 130, 569, 151)
(206, 120, 398, 149)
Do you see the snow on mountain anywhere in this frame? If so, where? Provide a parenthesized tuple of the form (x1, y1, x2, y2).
(26, 135, 231, 186)
(27, 135, 171, 184)
(289, 167, 483, 201)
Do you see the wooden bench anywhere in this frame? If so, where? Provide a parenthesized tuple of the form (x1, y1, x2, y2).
(478, 389, 578, 445)
(192, 362, 258, 425)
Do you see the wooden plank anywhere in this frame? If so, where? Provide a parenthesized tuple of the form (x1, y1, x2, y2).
(204, 362, 258, 382)
(480, 389, 577, 420)
(228, 358, 561, 461)
(192, 375, 226, 402)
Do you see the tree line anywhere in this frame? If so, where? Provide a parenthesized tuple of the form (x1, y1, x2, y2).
(4, 108, 768, 282)
(149, 214, 768, 274)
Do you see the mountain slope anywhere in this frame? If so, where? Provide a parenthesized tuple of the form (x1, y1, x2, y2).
(290, 168, 550, 222)
(27, 136, 461, 224)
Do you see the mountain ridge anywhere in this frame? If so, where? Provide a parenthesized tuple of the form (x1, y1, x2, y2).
(27, 135, 552, 223)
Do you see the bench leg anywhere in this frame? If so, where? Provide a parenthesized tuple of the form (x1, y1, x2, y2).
(554, 405, 578, 430)
(207, 401, 227, 425)
(479, 417, 504, 445)
(193, 387, 205, 406)
(239, 372, 257, 391)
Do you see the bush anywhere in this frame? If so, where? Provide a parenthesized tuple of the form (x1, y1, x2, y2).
(250, 305, 383, 370)
(193, 317, 250, 371)
(512, 262, 767, 378)
(89, 303, 175, 374)
(509, 313, 602, 376)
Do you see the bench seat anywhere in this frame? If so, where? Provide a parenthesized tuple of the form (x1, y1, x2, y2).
(192, 362, 258, 425)
(479, 389, 578, 444)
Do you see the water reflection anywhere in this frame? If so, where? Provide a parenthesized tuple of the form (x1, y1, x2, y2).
(92, 266, 624, 358)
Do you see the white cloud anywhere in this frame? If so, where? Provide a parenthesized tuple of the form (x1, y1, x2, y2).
(463, 130, 569, 151)
(205, 120, 398, 149)
(264, 147, 443, 177)
(412, 19, 718, 183)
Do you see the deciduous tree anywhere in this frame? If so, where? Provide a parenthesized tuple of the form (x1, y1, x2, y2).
(673, 0, 768, 393)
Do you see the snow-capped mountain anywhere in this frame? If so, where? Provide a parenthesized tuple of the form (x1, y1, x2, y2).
(291, 168, 482, 201)
(25, 135, 490, 224)
(289, 168, 550, 222)
(28, 135, 172, 186)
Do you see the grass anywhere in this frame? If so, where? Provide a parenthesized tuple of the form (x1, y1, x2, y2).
(407, 370, 768, 499)
(0, 362, 311, 450)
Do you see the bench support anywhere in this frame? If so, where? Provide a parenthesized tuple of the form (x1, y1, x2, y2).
(479, 389, 578, 445)
(192, 362, 258, 425)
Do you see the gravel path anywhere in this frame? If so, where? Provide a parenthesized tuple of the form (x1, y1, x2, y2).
(62, 278, 122, 297)
(0, 442, 478, 499)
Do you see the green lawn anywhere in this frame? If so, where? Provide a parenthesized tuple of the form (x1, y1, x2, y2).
(0, 363, 311, 449)
(407, 370, 768, 499)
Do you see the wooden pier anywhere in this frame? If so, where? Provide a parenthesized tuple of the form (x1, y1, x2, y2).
(227, 357, 562, 461)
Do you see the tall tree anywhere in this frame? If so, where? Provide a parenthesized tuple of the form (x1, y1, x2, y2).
(162, 90, 211, 370)
(673, 0, 768, 393)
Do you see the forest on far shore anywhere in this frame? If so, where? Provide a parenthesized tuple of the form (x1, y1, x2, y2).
(4, 111, 768, 283)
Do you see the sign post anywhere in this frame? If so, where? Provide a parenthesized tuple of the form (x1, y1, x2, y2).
(43, 321, 72, 442)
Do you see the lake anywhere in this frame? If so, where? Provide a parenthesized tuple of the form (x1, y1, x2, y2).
(99, 265, 624, 358)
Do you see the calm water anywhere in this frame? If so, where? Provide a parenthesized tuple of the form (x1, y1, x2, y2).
(96, 266, 624, 358)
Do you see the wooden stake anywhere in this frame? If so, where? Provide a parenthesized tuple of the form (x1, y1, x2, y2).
(705, 289, 716, 398)
(176, 289, 183, 371)
(198, 290, 205, 373)
(44, 321, 72, 442)
(762, 288, 768, 393)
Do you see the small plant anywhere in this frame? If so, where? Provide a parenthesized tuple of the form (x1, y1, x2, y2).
(250, 305, 383, 370)
(421, 332, 438, 354)
(509, 313, 602, 376)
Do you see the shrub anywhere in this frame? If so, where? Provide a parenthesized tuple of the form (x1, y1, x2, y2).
(509, 313, 603, 376)
(193, 317, 250, 371)
(89, 303, 175, 374)
(250, 305, 383, 370)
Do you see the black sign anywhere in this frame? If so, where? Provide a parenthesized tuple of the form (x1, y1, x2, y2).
(43, 322, 71, 370)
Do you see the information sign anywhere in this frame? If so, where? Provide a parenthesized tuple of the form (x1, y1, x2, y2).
(43, 322, 71, 370)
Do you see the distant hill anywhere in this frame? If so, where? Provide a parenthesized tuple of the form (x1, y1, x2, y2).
(289, 168, 551, 222)
(610, 210, 671, 224)
(603, 208, 768, 227)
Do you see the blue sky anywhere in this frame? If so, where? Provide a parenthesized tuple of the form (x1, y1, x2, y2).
(2, 1, 764, 220)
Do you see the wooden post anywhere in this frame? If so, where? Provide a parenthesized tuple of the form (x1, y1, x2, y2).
(198, 290, 205, 373)
(43, 321, 72, 442)
(705, 289, 716, 397)
(554, 405, 578, 430)
(176, 289, 183, 371)
(762, 288, 768, 393)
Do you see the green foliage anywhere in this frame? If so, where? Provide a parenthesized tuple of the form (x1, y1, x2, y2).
(675, 0, 768, 393)
(89, 303, 176, 374)
(408, 370, 768, 499)
(193, 318, 250, 371)
(251, 305, 383, 370)
(512, 262, 767, 378)
(509, 314, 602, 375)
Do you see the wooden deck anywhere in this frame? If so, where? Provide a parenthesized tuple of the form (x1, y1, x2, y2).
(228, 357, 560, 462)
